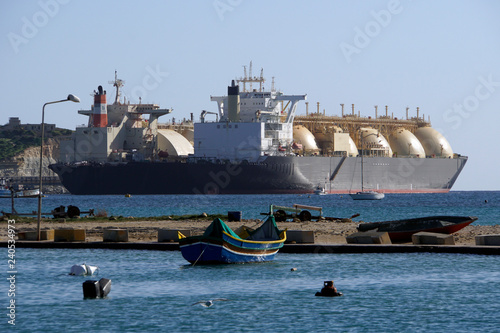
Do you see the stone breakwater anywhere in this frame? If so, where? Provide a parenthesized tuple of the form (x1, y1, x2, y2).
(2, 219, 499, 246)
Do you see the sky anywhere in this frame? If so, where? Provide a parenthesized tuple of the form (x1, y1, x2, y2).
(1, 0, 499, 190)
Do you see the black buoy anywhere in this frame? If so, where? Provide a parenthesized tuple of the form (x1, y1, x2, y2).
(83, 278, 112, 298)
(99, 278, 112, 298)
(315, 280, 343, 297)
(83, 280, 100, 298)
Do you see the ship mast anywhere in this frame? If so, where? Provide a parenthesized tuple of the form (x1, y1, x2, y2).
(360, 132, 364, 191)
(237, 61, 265, 92)
(109, 70, 125, 105)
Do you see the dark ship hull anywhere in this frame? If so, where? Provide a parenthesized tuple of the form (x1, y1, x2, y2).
(49, 155, 467, 195)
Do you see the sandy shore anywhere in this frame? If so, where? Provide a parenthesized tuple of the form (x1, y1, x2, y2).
(3, 217, 500, 245)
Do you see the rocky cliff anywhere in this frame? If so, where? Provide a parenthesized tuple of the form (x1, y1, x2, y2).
(0, 138, 67, 193)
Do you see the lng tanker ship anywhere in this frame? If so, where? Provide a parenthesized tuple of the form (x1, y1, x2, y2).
(49, 68, 467, 195)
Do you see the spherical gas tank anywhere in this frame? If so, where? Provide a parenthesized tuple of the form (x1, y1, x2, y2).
(414, 127, 453, 158)
(157, 129, 194, 157)
(359, 128, 393, 157)
(388, 128, 425, 158)
(347, 136, 358, 157)
(293, 125, 319, 151)
(314, 126, 343, 152)
(181, 128, 194, 145)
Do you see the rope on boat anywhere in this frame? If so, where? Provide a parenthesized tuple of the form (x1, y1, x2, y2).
(192, 245, 208, 267)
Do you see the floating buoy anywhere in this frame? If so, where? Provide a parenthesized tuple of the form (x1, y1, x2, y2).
(315, 280, 343, 297)
(70, 264, 98, 276)
(83, 278, 112, 299)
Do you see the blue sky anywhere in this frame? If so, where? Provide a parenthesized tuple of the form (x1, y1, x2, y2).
(1, 0, 499, 190)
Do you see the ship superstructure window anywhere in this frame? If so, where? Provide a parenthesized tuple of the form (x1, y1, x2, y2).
(235, 125, 238, 128)
(217, 125, 220, 129)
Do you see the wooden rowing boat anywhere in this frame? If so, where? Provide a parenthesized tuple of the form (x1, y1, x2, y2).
(357, 216, 478, 242)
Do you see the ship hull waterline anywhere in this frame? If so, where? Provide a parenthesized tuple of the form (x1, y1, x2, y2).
(49, 155, 467, 195)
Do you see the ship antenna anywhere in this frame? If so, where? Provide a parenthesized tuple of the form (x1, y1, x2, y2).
(249, 61, 253, 91)
(242, 65, 247, 92)
(260, 68, 264, 91)
(109, 70, 125, 105)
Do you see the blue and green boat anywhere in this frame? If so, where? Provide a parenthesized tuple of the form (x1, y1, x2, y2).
(179, 216, 286, 264)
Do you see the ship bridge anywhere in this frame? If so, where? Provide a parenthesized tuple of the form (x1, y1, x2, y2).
(195, 63, 306, 162)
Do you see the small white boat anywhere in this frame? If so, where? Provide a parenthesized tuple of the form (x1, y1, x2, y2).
(350, 191, 385, 200)
(0, 183, 41, 198)
(69, 264, 99, 276)
(16, 188, 41, 198)
(0, 178, 12, 198)
(314, 186, 327, 195)
(0, 188, 10, 197)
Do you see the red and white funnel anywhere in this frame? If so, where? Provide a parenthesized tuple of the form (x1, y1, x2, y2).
(92, 85, 108, 127)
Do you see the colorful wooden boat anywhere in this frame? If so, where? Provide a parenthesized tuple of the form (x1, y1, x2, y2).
(357, 215, 478, 242)
(179, 216, 286, 264)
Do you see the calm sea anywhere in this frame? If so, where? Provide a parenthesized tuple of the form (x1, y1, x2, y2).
(4, 249, 500, 332)
(1, 191, 498, 225)
(2, 191, 500, 332)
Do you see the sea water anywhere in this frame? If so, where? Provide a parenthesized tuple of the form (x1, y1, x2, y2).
(2, 191, 500, 332)
(1, 191, 499, 225)
(3, 249, 500, 332)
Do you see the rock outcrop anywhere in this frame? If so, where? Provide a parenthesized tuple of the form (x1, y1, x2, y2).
(0, 138, 67, 193)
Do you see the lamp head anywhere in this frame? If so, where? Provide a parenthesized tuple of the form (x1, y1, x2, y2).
(67, 94, 80, 103)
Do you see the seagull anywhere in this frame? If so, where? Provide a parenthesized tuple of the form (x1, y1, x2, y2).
(192, 298, 229, 307)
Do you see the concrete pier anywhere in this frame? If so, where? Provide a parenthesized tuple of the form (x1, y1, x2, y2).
(475, 234, 500, 246)
(54, 229, 86, 242)
(412, 232, 455, 245)
(158, 229, 192, 242)
(4, 241, 500, 255)
(346, 231, 392, 244)
(103, 229, 129, 242)
(285, 230, 315, 244)
(18, 230, 54, 241)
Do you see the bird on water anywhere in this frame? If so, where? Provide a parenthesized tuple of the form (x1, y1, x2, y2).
(192, 298, 229, 307)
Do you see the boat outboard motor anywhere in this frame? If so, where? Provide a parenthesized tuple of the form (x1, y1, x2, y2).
(83, 278, 112, 299)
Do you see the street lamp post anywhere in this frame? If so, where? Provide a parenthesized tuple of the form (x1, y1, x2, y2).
(37, 94, 80, 241)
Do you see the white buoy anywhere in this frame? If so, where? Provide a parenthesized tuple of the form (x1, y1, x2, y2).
(70, 264, 98, 276)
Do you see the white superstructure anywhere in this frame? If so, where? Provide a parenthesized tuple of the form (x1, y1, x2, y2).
(194, 65, 306, 162)
(60, 73, 172, 163)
